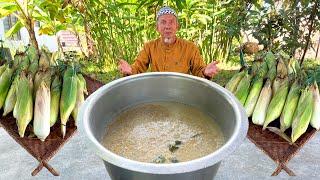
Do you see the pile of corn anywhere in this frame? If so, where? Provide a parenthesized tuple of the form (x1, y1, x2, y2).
(0, 45, 88, 141)
(226, 51, 320, 143)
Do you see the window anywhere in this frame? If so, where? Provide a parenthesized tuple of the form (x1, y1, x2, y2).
(3, 15, 21, 40)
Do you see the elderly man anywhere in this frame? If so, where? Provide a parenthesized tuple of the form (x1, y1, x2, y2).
(118, 6, 218, 79)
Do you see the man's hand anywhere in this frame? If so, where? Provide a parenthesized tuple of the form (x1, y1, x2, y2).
(204, 61, 219, 78)
(118, 59, 133, 76)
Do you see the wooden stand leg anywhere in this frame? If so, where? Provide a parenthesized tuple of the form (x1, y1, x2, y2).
(281, 163, 295, 176)
(32, 162, 44, 176)
(43, 161, 59, 176)
(271, 164, 282, 176)
(31, 161, 59, 176)
(271, 163, 295, 176)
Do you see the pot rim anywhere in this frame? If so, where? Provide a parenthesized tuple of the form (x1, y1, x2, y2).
(81, 72, 248, 174)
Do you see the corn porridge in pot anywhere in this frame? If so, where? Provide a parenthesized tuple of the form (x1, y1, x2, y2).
(102, 101, 225, 164)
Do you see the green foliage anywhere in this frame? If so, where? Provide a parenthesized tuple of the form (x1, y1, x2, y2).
(244, 0, 320, 58)
(83, 0, 254, 67)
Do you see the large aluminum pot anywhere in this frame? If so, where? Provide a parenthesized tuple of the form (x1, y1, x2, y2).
(79, 72, 248, 180)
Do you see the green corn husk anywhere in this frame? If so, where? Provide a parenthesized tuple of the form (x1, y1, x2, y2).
(255, 62, 268, 78)
(13, 54, 23, 69)
(272, 77, 281, 95)
(276, 58, 288, 78)
(225, 70, 246, 93)
(310, 82, 320, 130)
(252, 79, 272, 125)
(60, 68, 78, 138)
(26, 44, 38, 62)
(267, 64, 277, 82)
(28, 58, 39, 79)
(77, 74, 88, 95)
(291, 87, 313, 143)
(265, 51, 276, 69)
(263, 78, 289, 130)
(34, 70, 51, 98)
(39, 52, 50, 70)
(278, 50, 290, 60)
(50, 75, 62, 127)
(15, 73, 33, 137)
(72, 76, 85, 126)
(267, 127, 294, 145)
(3, 74, 19, 116)
(280, 80, 301, 132)
(234, 73, 252, 105)
(0, 68, 14, 109)
(33, 81, 51, 141)
(18, 55, 30, 71)
(0, 64, 7, 76)
(244, 77, 264, 117)
(251, 61, 262, 75)
(288, 58, 300, 75)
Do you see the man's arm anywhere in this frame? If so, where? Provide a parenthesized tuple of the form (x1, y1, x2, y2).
(189, 45, 208, 78)
(131, 44, 151, 74)
(189, 45, 219, 79)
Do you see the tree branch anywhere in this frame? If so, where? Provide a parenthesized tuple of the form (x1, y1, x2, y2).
(300, 2, 318, 66)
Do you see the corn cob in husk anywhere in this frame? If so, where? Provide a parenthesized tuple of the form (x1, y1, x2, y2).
(225, 70, 246, 93)
(272, 58, 288, 95)
(50, 75, 61, 127)
(34, 70, 51, 98)
(276, 58, 288, 79)
(265, 51, 276, 69)
(77, 74, 88, 95)
(60, 68, 78, 138)
(71, 75, 86, 126)
(291, 87, 313, 143)
(33, 81, 51, 141)
(18, 55, 30, 72)
(280, 80, 301, 132)
(288, 58, 300, 75)
(28, 57, 39, 79)
(13, 53, 23, 69)
(272, 77, 282, 96)
(263, 77, 289, 129)
(234, 72, 252, 105)
(0, 68, 14, 109)
(251, 62, 261, 75)
(3, 74, 19, 116)
(14, 73, 33, 137)
(0, 63, 7, 76)
(252, 79, 272, 125)
(39, 52, 50, 70)
(26, 44, 38, 62)
(310, 82, 320, 130)
(255, 62, 268, 78)
(244, 77, 264, 117)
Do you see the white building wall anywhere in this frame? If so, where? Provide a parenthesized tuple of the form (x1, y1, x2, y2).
(0, 18, 58, 52)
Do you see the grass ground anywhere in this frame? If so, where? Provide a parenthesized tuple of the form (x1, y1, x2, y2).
(79, 54, 320, 88)
(80, 59, 241, 86)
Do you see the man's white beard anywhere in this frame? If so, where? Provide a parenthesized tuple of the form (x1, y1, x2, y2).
(164, 37, 174, 44)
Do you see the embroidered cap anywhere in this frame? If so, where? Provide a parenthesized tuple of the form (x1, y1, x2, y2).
(156, 6, 177, 20)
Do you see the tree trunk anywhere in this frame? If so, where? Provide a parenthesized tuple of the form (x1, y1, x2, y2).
(300, 2, 318, 66)
(26, 18, 39, 55)
(315, 36, 320, 61)
(290, 0, 300, 57)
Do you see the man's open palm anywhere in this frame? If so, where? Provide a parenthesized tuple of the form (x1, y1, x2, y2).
(118, 59, 133, 75)
(204, 61, 219, 78)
